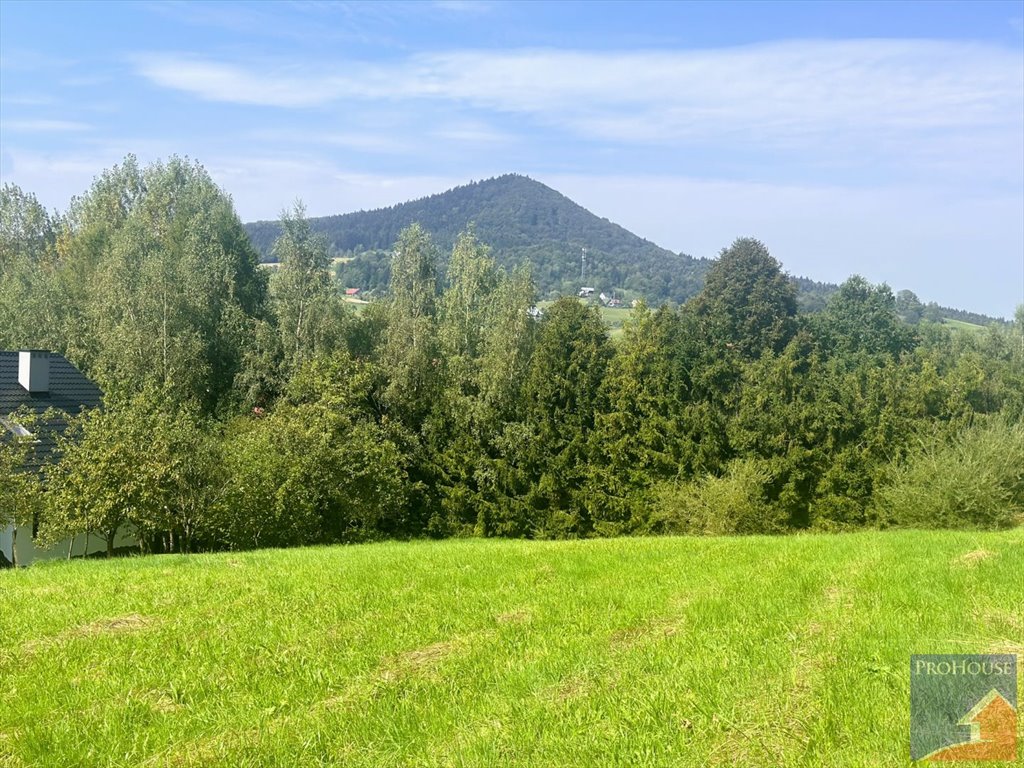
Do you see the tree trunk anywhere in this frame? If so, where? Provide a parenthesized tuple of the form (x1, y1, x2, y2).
(107, 535, 114, 558)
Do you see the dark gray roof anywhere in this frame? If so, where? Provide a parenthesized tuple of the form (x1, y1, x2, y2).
(0, 351, 103, 471)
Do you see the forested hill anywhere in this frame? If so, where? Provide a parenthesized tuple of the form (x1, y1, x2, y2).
(244, 174, 1006, 322)
(245, 174, 711, 303)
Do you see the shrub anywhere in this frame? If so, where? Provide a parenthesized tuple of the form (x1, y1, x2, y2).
(649, 458, 783, 535)
(873, 418, 1024, 530)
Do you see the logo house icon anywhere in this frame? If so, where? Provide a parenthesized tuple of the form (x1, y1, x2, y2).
(925, 688, 1017, 762)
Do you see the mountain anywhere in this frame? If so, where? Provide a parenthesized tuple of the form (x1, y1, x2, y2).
(245, 174, 712, 303)
(243, 175, 1007, 323)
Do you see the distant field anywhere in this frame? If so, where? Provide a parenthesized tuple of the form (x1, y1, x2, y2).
(537, 299, 633, 338)
(598, 304, 632, 339)
(2, 530, 1021, 767)
(942, 318, 988, 333)
(256, 256, 352, 271)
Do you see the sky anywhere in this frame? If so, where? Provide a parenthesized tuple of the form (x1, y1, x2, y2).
(1, 1, 1022, 317)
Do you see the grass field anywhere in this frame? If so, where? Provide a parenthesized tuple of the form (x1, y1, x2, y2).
(942, 318, 988, 333)
(2, 531, 1021, 767)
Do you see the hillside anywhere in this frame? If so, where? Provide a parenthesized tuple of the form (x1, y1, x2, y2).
(246, 174, 713, 303)
(244, 175, 1008, 322)
(2, 531, 1021, 766)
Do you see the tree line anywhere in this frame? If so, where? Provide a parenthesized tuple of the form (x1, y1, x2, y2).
(2, 156, 1022, 557)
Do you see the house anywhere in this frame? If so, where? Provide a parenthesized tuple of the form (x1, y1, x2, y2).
(578, 287, 595, 298)
(0, 350, 130, 565)
(344, 288, 361, 297)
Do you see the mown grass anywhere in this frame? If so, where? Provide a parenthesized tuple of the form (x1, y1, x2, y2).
(1, 530, 1021, 767)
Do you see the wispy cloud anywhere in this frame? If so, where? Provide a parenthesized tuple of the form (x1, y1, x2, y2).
(134, 56, 345, 107)
(1, 119, 93, 133)
(432, 0, 496, 14)
(432, 119, 515, 144)
(0, 94, 56, 107)
(404, 42, 1022, 146)
(245, 128, 414, 154)
(133, 40, 1023, 168)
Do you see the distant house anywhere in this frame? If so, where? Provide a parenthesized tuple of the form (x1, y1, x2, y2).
(579, 287, 595, 298)
(599, 292, 610, 305)
(344, 288, 361, 297)
(0, 350, 129, 566)
(527, 306, 544, 320)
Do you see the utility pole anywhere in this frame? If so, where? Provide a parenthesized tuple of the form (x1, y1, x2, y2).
(581, 247, 587, 282)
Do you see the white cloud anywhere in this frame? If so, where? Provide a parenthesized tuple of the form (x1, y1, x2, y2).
(134, 40, 1023, 137)
(432, 1, 496, 14)
(0, 94, 56, 107)
(132, 40, 1023, 184)
(402, 42, 1022, 157)
(1, 119, 93, 133)
(134, 56, 356, 107)
(244, 128, 414, 154)
(432, 120, 516, 144)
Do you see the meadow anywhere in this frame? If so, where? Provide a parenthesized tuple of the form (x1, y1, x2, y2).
(2, 530, 1021, 767)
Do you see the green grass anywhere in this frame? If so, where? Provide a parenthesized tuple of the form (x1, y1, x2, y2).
(598, 305, 632, 340)
(2, 531, 1021, 767)
(942, 318, 988, 333)
(538, 299, 633, 339)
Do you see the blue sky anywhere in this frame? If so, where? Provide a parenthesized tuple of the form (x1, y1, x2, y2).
(1, 0, 1022, 317)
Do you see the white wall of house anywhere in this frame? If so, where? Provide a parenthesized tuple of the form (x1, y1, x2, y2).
(0, 523, 138, 566)
(0, 523, 13, 564)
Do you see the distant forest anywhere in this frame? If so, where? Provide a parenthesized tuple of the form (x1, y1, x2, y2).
(245, 174, 1008, 325)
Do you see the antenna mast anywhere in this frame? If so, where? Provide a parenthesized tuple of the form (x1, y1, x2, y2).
(581, 247, 587, 282)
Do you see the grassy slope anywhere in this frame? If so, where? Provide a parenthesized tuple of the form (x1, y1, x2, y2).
(942, 318, 988, 333)
(1, 531, 1021, 768)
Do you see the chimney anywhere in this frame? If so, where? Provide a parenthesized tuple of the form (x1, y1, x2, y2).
(18, 350, 50, 393)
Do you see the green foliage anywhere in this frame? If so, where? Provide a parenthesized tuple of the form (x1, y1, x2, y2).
(380, 224, 441, 429)
(649, 458, 783, 535)
(873, 418, 1024, 530)
(41, 393, 217, 555)
(272, 202, 348, 373)
(895, 289, 923, 324)
(691, 237, 797, 360)
(817, 276, 917, 359)
(3, 156, 269, 414)
(217, 354, 408, 549)
(520, 298, 612, 534)
(7, 157, 1024, 556)
(0, 184, 55, 272)
(589, 303, 689, 529)
(0, 436, 41, 534)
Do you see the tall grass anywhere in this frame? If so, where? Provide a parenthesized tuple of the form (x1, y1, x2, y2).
(2, 530, 1021, 767)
